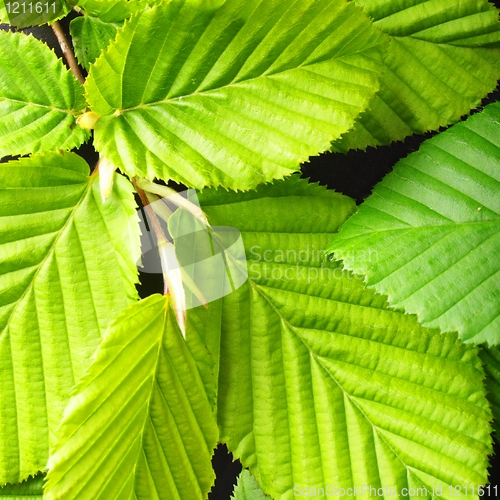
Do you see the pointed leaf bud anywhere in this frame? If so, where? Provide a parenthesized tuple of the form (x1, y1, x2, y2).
(98, 157, 116, 203)
(77, 111, 100, 130)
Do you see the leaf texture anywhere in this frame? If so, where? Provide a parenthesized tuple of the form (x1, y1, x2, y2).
(193, 176, 492, 500)
(0, 31, 88, 158)
(44, 295, 218, 500)
(86, 0, 386, 190)
(480, 346, 500, 436)
(332, 0, 500, 151)
(232, 470, 270, 500)
(0, 152, 140, 484)
(0, 473, 43, 498)
(329, 102, 500, 346)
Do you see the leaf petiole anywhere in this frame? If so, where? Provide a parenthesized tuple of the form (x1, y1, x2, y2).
(135, 178, 210, 226)
(50, 20, 85, 84)
(132, 178, 187, 335)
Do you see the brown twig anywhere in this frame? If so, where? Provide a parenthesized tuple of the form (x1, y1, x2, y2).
(132, 178, 170, 295)
(51, 21, 85, 85)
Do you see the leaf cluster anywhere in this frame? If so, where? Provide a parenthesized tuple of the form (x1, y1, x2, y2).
(0, 0, 500, 499)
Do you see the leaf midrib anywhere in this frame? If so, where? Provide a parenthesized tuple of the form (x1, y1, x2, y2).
(372, 1, 500, 46)
(341, 218, 500, 236)
(385, 31, 498, 46)
(0, 96, 85, 116)
(109, 39, 381, 114)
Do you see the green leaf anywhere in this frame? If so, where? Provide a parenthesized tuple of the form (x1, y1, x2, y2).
(70, 16, 121, 71)
(0, 31, 88, 158)
(232, 470, 270, 500)
(44, 295, 218, 500)
(332, 0, 500, 152)
(364, 0, 500, 47)
(193, 177, 492, 500)
(329, 102, 500, 346)
(0, 473, 43, 498)
(0, 152, 140, 484)
(0, 0, 75, 28)
(70, 0, 157, 70)
(85, 0, 386, 190)
(480, 346, 500, 436)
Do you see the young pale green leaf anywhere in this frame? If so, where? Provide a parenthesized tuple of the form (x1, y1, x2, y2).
(192, 176, 492, 500)
(0, 0, 75, 28)
(232, 470, 270, 500)
(333, 0, 500, 152)
(85, 0, 386, 190)
(0, 31, 88, 158)
(0, 152, 140, 484)
(44, 295, 218, 500)
(70, 16, 121, 71)
(70, 0, 157, 69)
(329, 102, 500, 346)
(0, 473, 43, 498)
(480, 346, 500, 436)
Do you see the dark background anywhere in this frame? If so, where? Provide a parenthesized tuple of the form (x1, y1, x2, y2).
(1, 5, 500, 499)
